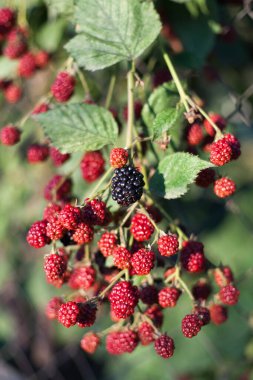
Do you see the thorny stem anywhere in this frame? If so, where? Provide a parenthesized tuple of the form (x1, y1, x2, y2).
(105, 75, 116, 109)
(126, 61, 135, 148)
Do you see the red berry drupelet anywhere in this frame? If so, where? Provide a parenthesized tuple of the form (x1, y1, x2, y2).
(209, 304, 228, 325)
(0, 8, 16, 31)
(138, 322, 155, 346)
(195, 168, 216, 188)
(18, 52, 36, 78)
(145, 304, 164, 328)
(51, 71, 75, 102)
(110, 148, 128, 168)
(219, 284, 240, 306)
(157, 234, 179, 256)
(182, 314, 202, 338)
(34, 50, 50, 69)
(106, 329, 138, 355)
(139, 284, 158, 305)
(44, 254, 67, 284)
(98, 232, 117, 257)
(154, 334, 175, 359)
(44, 175, 72, 201)
(80, 151, 105, 182)
(194, 306, 210, 326)
(210, 138, 232, 166)
(224, 133, 241, 160)
(58, 204, 81, 230)
(187, 123, 204, 146)
(4, 83, 22, 103)
(27, 144, 49, 164)
(58, 301, 80, 328)
(81, 332, 100, 354)
(45, 297, 63, 320)
(130, 213, 154, 242)
(180, 241, 205, 273)
(204, 113, 226, 137)
(213, 266, 234, 287)
(192, 279, 211, 301)
(158, 287, 181, 308)
(72, 222, 94, 244)
(43, 203, 61, 221)
(214, 177, 236, 198)
(68, 266, 96, 290)
(50, 147, 70, 167)
(77, 302, 97, 328)
(108, 281, 139, 319)
(32, 102, 49, 115)
(113, 246, 132, 269)
(0, 125, 21, 145)
(82, 198, 107, 226)
(27, 220, 51, 248)
(131, 248, 155, 275)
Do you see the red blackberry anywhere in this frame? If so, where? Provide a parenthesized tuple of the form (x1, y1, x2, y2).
(158, 287, 181, 308)
(27, 220, 51, 248)
(123, 100, 143, 121)
(154, 334, 175, 359)
(43, 203, 61, 220)
(180, 240, 205, 273)
(44, 253, 67, 283)
(46, 215, 65, 240)
(138, 322, 155, 346)
(219, 284, 240, 305)
(72, 222, 94, 244)
(210, 138, 232, 166)
(80, 151, 105, 182)
(45, 297, 63, 320)
(34, 50, 49, 69)
(182, 314, 202, 338)
(213, 266, 234, 287)
(51, 71, 75, 102)
(111, 166, 145, 206)
(44, 175, 72, 201)
(50, 147, 70, 167)
(194, 306, 210, 326)
(108, 281, 139, 319)
(0, 8, 16, 31)
(223, 133, 241, 160)
(204, 113, 226, 136)
(131, 248, 155, 275)
(18, 52, 36, 78)
(113, 246, 132, 269)
(27, 144, 49, 164)
(145, 305, 164, 327)
(32, 102, 49, 114)
(0, 125, 21, 145)
(98, 232, 117, 257)
(139, 284, 158, 305)
(58, 204, 81, 230)
(4, 28, 27, 59)
(80, 332, 100, 354)
(130, 213, 154, 242)
(195, 168, 216, 188)
(214, 177, 236, 198)
(157, 234, 179, 257)
(110, 148, 128, 168)
(4, 83, 22, 103)
(187, 123, 204, 146)
(209, 304, 228, 325)
(68, 266, 96, 290)
(77, 302, 97, 328)
(58, 301, 80, 328)
(106, 329, 138, 355)
(82, 198, 107, 226)
(192, 279, 211, 301)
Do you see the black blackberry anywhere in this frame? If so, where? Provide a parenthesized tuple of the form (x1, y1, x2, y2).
(111, 165, 145, 206)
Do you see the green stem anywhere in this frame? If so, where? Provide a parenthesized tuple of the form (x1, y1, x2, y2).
(88, 167, 113, 200)
(177, 277, 195, 302)
(76, 68, 90, 95)
(126, 61, 135, 148)
(99, 269, 127, 298)
(105, 75, 116, 109)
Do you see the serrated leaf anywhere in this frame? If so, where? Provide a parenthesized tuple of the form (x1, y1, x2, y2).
(35, 103, 118, 153)
(35, 19, 66, 52)
(152, 107, 184, 140)
(65, 0, 161, 71)
(0, 57, 18, 80)
(150, 152, 213, 199)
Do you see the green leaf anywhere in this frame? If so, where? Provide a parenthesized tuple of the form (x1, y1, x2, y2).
(65, 0, 161, 71)
(0, 56, 18, 80)
(152, 106, 184, 140)
(35, 19, 66, 52)
(35, 103, 118, 153)
(44, 0, 74, 16)
(150, 152, 213, 199)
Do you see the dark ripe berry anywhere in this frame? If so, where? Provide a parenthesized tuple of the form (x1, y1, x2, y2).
(192, 279, 211, 301)
(154, 334, 175, 359)
(34, 50, 50, 69)
(43, 203, 61, 221)
(209, 304, 228, 325)
(98, 232, 117, 257)
(110, 148, 128, 168)
(214, 177, 236, 198)
(44, 253, 67, 283)
(4, 83, 22, 103)
(18, 52, 36, 78)
(145, 305, 164, 327)
(45, 297, 63, 320)
(213, 266, 234, 287)
(27, 220, 51, 248)
(113, 246, 132, 269)
(123, 100, 143, 121)
(68, 266, 96, 290)
(77, 302, 97, 328)
(0, 125, 21, 145)
(223, 133, 241, 160)
(130, 213, 154, 242)
(157, 234, 179, 257)
(32, 102, 49, 114)
(58, 204, 81, 230)
(195, 168, 216, 188)
(51, 71, 75, 102)
(180, 240, 205, 273)
(194, 306, 210, 326)
(131, 248, 155, 275)
(182, 314, 202, 338)
(204, 113, 226, 137)
(187, 123, 204, 146)
(46, 215, 65, 240)
(0, 8, 16, 31)
(108, 281, 139, 319)
(82, 198, 107, 226)
(44, 175, 72, 201)
(72, 222, 94, 244)
(50, 147, 70, 167)
(219, 284, 240, 306)
(106, 329, 138, 355)
(80, 151, 105, 183)
(27, 144, 49, 164)
(58, 301, 80, 328)
(210, 138, 232, 166)
(138, 322, 155, 346)
(158, 287, 181, 308)
(81, 332, 100, 354)
(139, 284, 158, 305)
(153, 68, 171, 88)
(111, 165, 145, 207)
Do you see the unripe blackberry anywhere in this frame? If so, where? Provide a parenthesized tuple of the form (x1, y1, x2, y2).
(27, 220, 51, 248)
(77, 302, 97, 328)
(195, 168, 216, 188)
(213, 266, 234, 287)
(194, 306, 210, 326)
(113, 246, 132, 269)
(182, 314, 202, 338)
(154, 334, 175, 359)
(164, 266, 177, 280)
(138, 322, 155, 346)
(50, 147, 70, 167)
(0, 8, 16, 31)
(209, 304, 228, 325)
(158, 287, 181, 308)
(180, 240, 205, 273)
(4, 83, 22, 103)
(224, 133, 241, 160)
(58, 301, 79, 328)
(18, 52, 36, 78)
(27, 144, 49, 164)
(131, 248, 155, 275)
(43, 203, 61, 221)
(0, 125, 21, 145)
(98, 232, 117, 257)
(123, 100, 143, 121)
(45, 297, 63, 320)
(210, 138, 232, 166)
(68, 266, 96, 290)
(187, 123, 204, 146)
(46, 215, 65, 240)
(34, 50, 50, 69)
(110, 148, 128, 168)
(111, 165, 145, 206)
(130, 213, 154, 242)
(81, 332, 100, 354)
(32, 102, 49, 114)
(58, 204, 81, 230)
(219, 284, 240, 305)
(80, 151, 105, 182)
(72, 222, 94, 244)
(44, 253, 67, 283)
(108, 281, 139, 319)
(214, 177, 236, 198)
(139, 284, 158, 305)
(145, 305, 164, 327)
(192, 279, 211, 301)
(51, 71, 75, 102)
(44, 175, 72, 201)
(157, 234, 179, 257)
(204, 113, 226, 137)
(4, 28, 27, 59)
(82, 198, 107, 226)
(106, 329, 138, 355)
